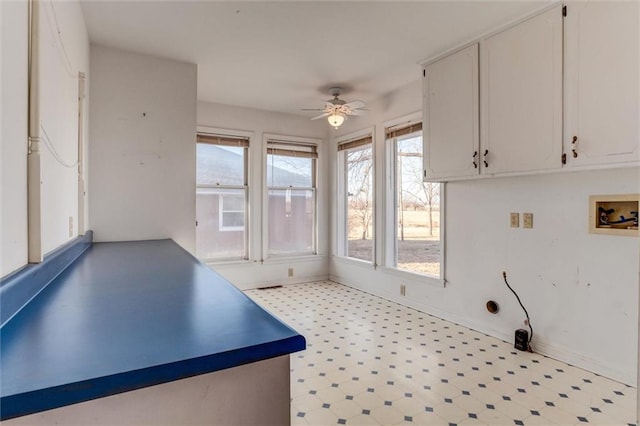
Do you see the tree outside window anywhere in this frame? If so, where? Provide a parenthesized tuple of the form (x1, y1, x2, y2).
(395, 135, 441, 276)
(346, 145, 373, 262)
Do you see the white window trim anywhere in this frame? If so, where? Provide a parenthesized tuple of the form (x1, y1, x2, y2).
(262, 133, 322, 260)
(196, 126, 253, 262)
(383, 113, 446, 284)
(335, 127, 376, 265)
(381, 113, 421, 270)
(197, 125, 254, 140)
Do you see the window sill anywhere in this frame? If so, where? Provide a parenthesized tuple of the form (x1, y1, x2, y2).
(332, 255, 375, 269)
(201, 258, 252, 267)
(263, 254, 326, 264)
(379, 266, 445, 288)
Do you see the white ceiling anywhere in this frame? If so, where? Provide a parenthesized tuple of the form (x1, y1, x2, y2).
(80, 1, 548, 117)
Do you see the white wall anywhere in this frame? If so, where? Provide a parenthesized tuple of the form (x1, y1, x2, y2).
(1, 0, 89, 277)
(40, 1, 90, 254)
(445, 168, 639, 383)
(1, 0, 29, 276)
(329, 79, 640, 385)
(197, 101, 330, 289)
(89, 46, 197, 252)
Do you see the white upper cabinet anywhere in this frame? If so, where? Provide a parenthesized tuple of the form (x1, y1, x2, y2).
(421, 2, 635, 180)
(480, 6, 563, 175)
(423, 44, 479, 181)
(563, 1, 639, 167)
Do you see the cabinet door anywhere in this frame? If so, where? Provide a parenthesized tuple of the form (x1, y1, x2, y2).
(423, 44, 479, 181)
(564, 1, 639, 166)
(480, 6, 563, 174)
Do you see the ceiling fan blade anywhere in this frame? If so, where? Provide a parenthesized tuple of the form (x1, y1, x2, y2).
(301, 108, 326, 111)
(344, 100, 365, 109)
(348, 109, 367, 116)
(311, 112, 330, 120)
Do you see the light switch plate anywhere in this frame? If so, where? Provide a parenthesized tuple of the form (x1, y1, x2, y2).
(523, 213, 533, 229)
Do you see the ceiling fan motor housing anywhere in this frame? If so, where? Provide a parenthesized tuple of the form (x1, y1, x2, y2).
(329, 87, 343, 97)
(328, 87, 346, 105)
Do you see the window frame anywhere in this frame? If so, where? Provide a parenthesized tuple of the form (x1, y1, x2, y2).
(196, 127, 252, 262)
(335, 127, 376, 265)
(218, 194, 246, 232)
(263, 134, 321, 259)
(383, 115, 445, 286)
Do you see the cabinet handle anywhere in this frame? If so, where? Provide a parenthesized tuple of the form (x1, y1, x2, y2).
(483, 149, 489, 168)
(472, 151, 478, 168)
(572, 136, 578, 158)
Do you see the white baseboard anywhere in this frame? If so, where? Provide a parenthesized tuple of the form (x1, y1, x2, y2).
(237, 274, 330, 291)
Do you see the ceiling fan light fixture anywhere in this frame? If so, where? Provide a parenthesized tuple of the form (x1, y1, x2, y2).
(303, 87, 365, 127)
(328, 112, 345, 129)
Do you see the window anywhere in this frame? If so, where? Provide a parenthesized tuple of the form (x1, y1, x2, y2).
(219, 195, 245, 231)
(337, 134, 374, 263)
(266, 139, 317, 256)
(196, 133, 248, 260)
(387, 123, 441, 276)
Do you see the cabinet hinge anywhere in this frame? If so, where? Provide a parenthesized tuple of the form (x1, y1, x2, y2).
(561, 153, 567, 165)
(562, 5, 567, 17)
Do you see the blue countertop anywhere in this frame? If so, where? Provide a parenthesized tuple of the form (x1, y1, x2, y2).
(0, 239, 305, 420)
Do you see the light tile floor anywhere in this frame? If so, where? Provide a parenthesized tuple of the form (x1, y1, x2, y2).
(246, 281, 636, 426)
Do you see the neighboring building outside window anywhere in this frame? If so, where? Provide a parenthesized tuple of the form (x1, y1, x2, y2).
(266, 139, 317, 256)
(196, 133, 248, 261)
(337, 134, 374, 263)
(387, 123, 442, 276)
(219, 194, 245, 231)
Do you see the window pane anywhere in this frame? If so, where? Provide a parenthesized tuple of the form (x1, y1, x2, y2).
(222, 194, 244, 212)
(346, 146, 373, 261)
(196, 187, 246, 259)
(267, 154, 312, 187)
(197, 144, 245, 186)
(396, 135, 441, 276)
(222, 212, 244, 228)
(268, 189, 314, 254)
(220, 193, 245, 229)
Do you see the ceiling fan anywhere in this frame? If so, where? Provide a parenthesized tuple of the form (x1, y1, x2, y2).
(302, 87, 367, 129)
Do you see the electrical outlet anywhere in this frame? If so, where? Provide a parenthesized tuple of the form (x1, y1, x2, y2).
(288, 268, 294, 277)
(68, 216, 73, 237)
(400, 284, 406, 296)
(510, 212, 520, 228)
(523, 213, 533, 229)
